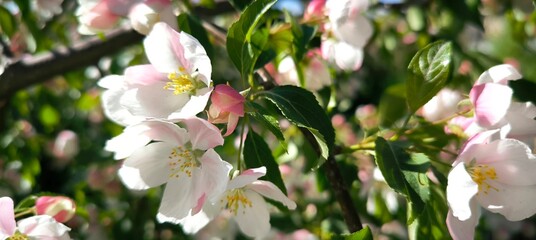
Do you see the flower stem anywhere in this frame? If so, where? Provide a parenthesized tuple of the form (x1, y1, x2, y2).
(236, 115, 248, 172)
(14, 207, 36, 219)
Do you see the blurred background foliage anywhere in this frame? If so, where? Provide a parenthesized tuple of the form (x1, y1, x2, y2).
(1, 0, 535, 239)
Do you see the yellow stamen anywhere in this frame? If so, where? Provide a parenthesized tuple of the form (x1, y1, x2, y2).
(168, 146, 198, 178)
(224, 189, 253, 215)
(164, 72, 195, 95)
(8, 232, 29, 240)
(467, 164, 499, 194)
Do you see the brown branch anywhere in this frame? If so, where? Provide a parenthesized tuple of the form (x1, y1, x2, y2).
(0, 27, 144, 99)
(299, 128, 363, 232)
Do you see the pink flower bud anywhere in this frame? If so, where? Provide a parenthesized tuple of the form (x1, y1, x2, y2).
(35, 196, 76, 223)
(208, 85, 245, 136)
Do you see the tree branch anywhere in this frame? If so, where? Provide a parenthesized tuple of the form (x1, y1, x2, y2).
(0, 28, 144, 99)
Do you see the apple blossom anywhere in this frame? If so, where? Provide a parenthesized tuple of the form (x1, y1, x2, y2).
(276, 50, 332, 91)
(421, 88, 463, 122)
(207, 84, 245, 136)
(446, 131, 536, 240)
(99, 23, 213, 126)
(128, 0, 177, 35)
(0, 197, 71, 240)
(35, 196, 76, 223)
(321, 0, 373, 71)
(76, 0, 132, 34)
(304, 0, 326, 21)
(105, 118, 232, 223)
(216, 167, 296, 239)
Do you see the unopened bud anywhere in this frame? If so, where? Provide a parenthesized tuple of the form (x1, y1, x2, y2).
(35, 196, 76, 223)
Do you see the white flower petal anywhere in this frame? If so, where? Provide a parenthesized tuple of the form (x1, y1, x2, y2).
(446, 205, 480, 240)
(475, 139, 536, 186)
(17, 215, 70, 240)
(122, 83, 190, 119)
(144, 22, 185, 73)
(332, 15, 373, 48)
(167, 87, 212, 120)
(178, 31, 212, 85)
(182, 117, 224, 150)
(97, 74, 124, 89)
(504, 102, 536, 138)
(477, 182, 536, 221)
(475, 64, 522, 85)
(178, 209, 212, 235)
(120, 142, 174, 189)
(228, 167, 267, 190)
(248, 180, 296, 210)
(333, 42, 364, 71)
(157, 175, 200, 223)
(233, 190, 271, 239)
(447, 163, 479, 221)
(197, 149, 233, 202)
(101, 86, 144, 126)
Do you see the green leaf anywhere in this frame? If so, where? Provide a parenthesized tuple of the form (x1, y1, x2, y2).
(287, 11, 317, 62)
(0, 6, 17, 37)
(226, 0, 277, 78)
(508, 79, 536, 105)
(243, 130, 287, 194)
(332, 226, 373, 240)
(378, 83, 407, 127)
(257, 86, 335, 159)
(228, 0, 254, 10)
(406, 41, 453, 112)
(177, 13, 214, 59)
(409, 186, 449, 240)
(246, 102, 285, 143)
(374, 137, 431, 223)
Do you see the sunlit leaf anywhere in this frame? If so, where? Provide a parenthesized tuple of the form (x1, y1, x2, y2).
(406, 41, 453, 112)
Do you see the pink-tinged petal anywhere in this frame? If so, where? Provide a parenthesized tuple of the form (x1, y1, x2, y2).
(477, 182, 536, 221)
(182, 117, 224, 150)
(0, 197, 16, 237)
(228, 167, 267, 190)
(106, 120, 189, 159)
(481, 139, 536, 186)
(447, 163, 479, 221)
(144, 22, 188, 73)
(446, 204, 480, 240)
(475, 64, 522, 85)
(124, 65, 166, 86)
(223, 113, 240, 137)
(504, 102, 536, 138)
(177, 31, 212, 85)
(119, 142, 174, 189)
(332, 15, 373, 48)
(157, 173, 200, 223)
(167, 87, 212, 119)
(106, 0, 135, 16)
(196, 149, 233, 202)
(211, 85, 245, 115)
(459, 129, 500, 155)
(333, 42, 364, 71)
(233, 191, 271, 238)
(248, 180, 297, 209)
(422, 88, 463, 122)
(35, 196, 76, 223)
(121, 83, 190, 119)
(470, 83, 512, 128)
(18, 215, 70, 239)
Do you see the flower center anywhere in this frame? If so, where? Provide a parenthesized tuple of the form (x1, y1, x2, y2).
(164, 67, 197, 95)
(467, 164, 499, 194)
(224, 189, 253, 215)
(167, 145, 198, 178)
(8, 232, 29, 240)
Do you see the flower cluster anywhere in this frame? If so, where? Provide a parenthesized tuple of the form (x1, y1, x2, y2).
(434, 65, 536, 239)
(76, 0, 177, 35)
(99, 22, 295, 238)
